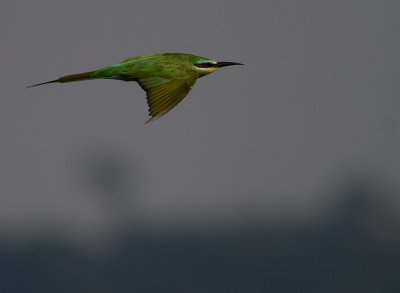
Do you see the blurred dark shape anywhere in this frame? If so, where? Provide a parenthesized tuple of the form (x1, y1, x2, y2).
(1, 174, 400, 293)
(78, 151, 133, 195)
(75, 149, 141, 211)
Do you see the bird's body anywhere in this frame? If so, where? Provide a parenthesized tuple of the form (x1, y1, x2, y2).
(29, 53, 242, 123)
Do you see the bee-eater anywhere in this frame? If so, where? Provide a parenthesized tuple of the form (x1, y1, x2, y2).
(29, 53, 243, 123)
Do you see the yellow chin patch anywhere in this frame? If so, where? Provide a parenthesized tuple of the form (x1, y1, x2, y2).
(198, 67, 218, 77)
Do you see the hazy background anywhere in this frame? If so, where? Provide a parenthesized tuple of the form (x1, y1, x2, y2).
(1, 0, 399, 292)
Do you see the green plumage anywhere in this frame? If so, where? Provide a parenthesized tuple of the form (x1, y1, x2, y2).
(29, 53, 243, 123)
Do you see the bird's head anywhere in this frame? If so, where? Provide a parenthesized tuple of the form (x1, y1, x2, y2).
(192, 56, 243, 77)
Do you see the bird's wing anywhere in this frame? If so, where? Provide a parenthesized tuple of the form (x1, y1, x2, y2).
(136, 74, 198, 124)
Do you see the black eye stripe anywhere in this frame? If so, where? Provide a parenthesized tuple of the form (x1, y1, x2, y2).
(197, 62, 213, 68)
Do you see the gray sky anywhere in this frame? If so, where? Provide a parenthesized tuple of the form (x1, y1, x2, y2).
(1, 0, 399, 246)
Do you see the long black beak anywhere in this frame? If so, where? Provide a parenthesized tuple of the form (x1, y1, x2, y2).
(216, 61, 244, 68)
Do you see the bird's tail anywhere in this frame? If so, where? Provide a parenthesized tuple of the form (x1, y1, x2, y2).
(28, 71, 96, 88)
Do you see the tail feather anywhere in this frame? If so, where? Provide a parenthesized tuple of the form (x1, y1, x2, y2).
(27, 80, 58, 88)
(28, 71, 95, 88)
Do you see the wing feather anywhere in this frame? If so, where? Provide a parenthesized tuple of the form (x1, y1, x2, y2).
(136, 74, 198, 123)
(119, 65, 198, 123)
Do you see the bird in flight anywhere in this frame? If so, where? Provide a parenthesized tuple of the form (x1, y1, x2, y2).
(29, 53, 243, 123)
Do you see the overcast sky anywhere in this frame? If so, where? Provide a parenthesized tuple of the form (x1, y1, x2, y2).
(1, 0, 399, 246)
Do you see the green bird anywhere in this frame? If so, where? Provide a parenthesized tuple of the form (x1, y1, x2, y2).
(29, 53, 243, 123)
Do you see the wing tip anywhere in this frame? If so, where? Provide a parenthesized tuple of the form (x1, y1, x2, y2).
(145, 110, 170, 124)
(145, 118, 154, 124)
(145, 116, 160, 124)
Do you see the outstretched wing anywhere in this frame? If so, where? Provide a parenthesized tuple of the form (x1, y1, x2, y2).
(136, 74, 198, 124)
